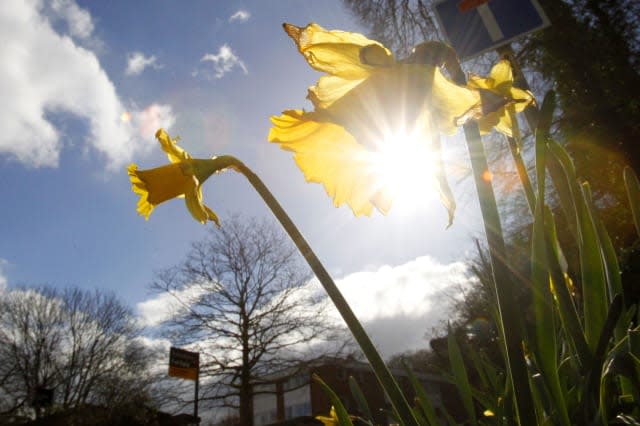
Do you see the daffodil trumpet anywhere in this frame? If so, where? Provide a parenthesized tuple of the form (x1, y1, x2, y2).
(128, 129, 240, 225)
(129, 128, 419, 426)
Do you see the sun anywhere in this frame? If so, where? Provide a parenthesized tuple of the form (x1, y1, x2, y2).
(371, 128, 439, 212)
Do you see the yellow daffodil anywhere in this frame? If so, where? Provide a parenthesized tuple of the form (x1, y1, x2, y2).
(316, 406, 339, 426)
(128, 129, 232, 225)
(467, 60, 535, 137)
(269, 23, 497, 218)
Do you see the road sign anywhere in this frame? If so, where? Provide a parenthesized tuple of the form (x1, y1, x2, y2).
(433, 0, 549, 60)
(168, 347, 199, 381)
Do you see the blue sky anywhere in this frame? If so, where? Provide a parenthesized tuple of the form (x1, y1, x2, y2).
(0, 0, 488, 356)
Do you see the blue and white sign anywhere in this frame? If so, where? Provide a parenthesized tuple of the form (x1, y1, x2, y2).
(433, 0, 549, 60)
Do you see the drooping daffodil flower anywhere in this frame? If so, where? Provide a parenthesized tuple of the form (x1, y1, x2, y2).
(467, 60, 535, 137)
(128, 129, 234, 225)
(269, 23, 507, 219)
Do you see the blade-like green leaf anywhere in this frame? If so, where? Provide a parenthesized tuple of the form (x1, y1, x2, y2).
(584, 295, 623, 418)
(531, 95, 571, 425)
(579, 183, 609, 350)
(348, 376, 374, 423)
(547, 140, 608, 351)
(447, 326, 476, 424)
(545, 139, 579, 242)
(402, 362, 439, 426)
(624, 167, 640, 237)
(313, 373, 354, 426)
(543, 207, 591, 367)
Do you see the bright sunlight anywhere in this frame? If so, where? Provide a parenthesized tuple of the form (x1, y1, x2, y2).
(371, 129, 439, 213)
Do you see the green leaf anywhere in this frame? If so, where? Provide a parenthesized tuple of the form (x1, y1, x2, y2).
(624, 167, 640, 237)
(545, 139, 578, 242)
(536, 91, 556, 138)
(547, 140, 608, 351)
(531, 98, 571, 425)
(313, 373, 354, 426)
(447, 326, 476, 424)
(348, 376, 374, 423)
(543, 207, 591, 367)
(579, 183, 610, 350)
(584, 295, 623, 417)
(402, 361, 439, 426)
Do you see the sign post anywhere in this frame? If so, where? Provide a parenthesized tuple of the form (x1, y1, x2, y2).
(169, 347, 200, 423)
(433, 0, 549, 61)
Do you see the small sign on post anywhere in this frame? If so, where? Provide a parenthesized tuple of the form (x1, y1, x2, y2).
(169, 347, 201, 423)
(433, 0, 549, 60)
(168, 347, 199, 381)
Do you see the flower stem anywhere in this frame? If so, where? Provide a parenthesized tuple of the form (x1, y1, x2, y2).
(222, 157, 418, 426)
(444, 57, 536, 426)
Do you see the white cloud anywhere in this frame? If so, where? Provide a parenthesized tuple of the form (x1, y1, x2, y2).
(50, 0, 94, 39)
(199, 44, 248, 79)
(229, 10, 250, 23)
(136, 256, 471, 359)
(0, 1, 174, 169)
(326, 256, 472, 358)
(335, 256, 468, 321)
(0, 259, 8, 292)
(136, 284, 209, 327)
(125, 51, 161, 76)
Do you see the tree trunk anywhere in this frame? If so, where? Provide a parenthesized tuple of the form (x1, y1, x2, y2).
(239, 311, 253, 426)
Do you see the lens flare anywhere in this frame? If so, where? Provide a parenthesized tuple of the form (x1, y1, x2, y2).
(120, 111, 132, 123)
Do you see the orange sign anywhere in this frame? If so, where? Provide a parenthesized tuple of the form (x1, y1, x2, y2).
(458, 0, 490, 12)
(168, 347, 199, 381)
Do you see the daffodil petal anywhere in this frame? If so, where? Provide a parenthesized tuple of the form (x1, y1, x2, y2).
(156, 128, 192, 163)
(494, 109, 515, 137)
(269, 110, 390, 216)
(467, 73, 494, 90)
(489, 59, 514, 92)
(431, 67, 483, 134)
(283, 23, 392, 79)
(184, 179, 209, 224)
(128, 164, 154, 219)
(203, 204, 220, 227)
(509, 87, 535, 112)
(308, 75, 367, 110)
(430, 132, 456, 228)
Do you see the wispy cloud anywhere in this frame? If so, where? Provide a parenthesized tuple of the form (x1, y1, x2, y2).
(125, 52, 162, 76)
(50, 0, 94, 39)
(198, 44, 248, 79)
(0, 1, 174, 169)
(229, 10, 250, 23)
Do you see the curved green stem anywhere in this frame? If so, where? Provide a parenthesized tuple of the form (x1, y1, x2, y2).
(507, 134, 536, 213)
(220, 157, 418, 426)
(505, 106, 536, 214)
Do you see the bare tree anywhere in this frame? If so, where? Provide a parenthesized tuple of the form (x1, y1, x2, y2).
(343, 0, 441, 57)
(151, 215, 351, 426)
(0, 286, 157, 419)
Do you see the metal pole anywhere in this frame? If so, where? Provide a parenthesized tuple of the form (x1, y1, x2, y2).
(194, 368, 199, 424)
